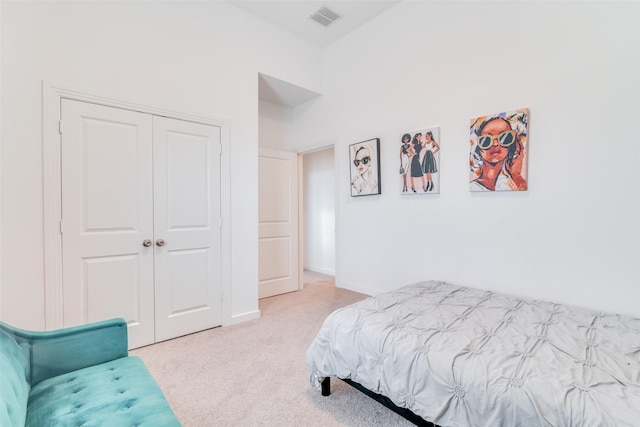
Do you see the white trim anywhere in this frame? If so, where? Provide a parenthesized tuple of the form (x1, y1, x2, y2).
(295, 140, 335, 155)
(230, 310, 261, 325)
(336, 280, 374, 297)
(42, 81, 232, 329)
(303, 266, 335, 276)
(297, 154, 304, 291)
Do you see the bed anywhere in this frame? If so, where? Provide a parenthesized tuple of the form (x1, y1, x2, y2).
(306, 280, 640, 426)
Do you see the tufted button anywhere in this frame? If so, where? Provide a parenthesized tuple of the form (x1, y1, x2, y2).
(416, 345, 429, 355)
(516, 350, 534, 358)
(468, 346, 483, 355)
(573, 383, 591, 393)
(392, 318, 404, 329)
(453, 384, 465, 399)
(509, 377, 524, 388)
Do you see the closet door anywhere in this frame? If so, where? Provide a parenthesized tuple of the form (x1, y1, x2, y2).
(153, 117, 222, 342)
(61, 99, 155, 349)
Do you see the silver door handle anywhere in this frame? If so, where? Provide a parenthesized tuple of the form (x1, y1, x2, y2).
(142, 239, 152, 247)
(156, 239, 166, 247)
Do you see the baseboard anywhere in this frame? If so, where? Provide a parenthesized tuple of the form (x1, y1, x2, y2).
(304, 266, 335, 276)
(229, 309, 261, 325)
(336, 279, 376, 297)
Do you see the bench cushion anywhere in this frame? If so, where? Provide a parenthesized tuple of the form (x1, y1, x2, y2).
(26, 356, 180, 427)
(0, 329, 31, 426)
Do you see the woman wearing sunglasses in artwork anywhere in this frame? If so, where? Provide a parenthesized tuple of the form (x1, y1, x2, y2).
(409, 133, 426, 193)
(351, 145, 378, 195)
(470, 112, 528, 192)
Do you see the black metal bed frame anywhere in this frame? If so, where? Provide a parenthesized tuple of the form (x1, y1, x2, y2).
(321, 377, 438, 427)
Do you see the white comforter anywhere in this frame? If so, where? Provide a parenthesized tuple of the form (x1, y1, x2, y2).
(306, 281, 640, 427)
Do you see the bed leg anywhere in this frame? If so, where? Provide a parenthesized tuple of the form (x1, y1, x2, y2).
(321, 377, 331, 396)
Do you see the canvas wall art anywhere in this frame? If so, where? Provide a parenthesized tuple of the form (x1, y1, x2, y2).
(469, 108, 529, 192)
(399, 127, 440, 194)
(350, 138, 381, 197)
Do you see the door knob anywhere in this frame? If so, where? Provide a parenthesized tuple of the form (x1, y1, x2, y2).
(156, 239, 166, 247)
(142, 239, 152, 247)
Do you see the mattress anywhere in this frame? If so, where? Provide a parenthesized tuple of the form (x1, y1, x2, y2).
(306, 281, 640, 427)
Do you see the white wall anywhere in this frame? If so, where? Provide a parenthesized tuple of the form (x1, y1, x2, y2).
(292, 1, 640, 317)
(258, 99, 293, 151)
(0, 1, 322, 329)
(303, 148, 336, 275)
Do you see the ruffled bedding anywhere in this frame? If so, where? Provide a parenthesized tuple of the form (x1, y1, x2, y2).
(306, 281, 640, 427)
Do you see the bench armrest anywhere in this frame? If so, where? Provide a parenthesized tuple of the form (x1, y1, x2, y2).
(1, 318, 129, 386)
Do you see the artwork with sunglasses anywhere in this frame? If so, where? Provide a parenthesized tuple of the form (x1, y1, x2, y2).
(349, 138, 381, 197)
(469, 108, 529, 192)
(399, 127, 441, 194)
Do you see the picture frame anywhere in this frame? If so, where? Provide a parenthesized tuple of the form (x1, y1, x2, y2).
(349, 138, 381, 197)
(469, 108, 529, 192)
(398, 127, 440, 194)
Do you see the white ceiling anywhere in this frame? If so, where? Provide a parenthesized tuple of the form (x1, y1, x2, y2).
(236, 1, 401, 107)
(230, 0, 401, 48)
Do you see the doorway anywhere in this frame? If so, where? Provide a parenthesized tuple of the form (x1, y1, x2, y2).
(301, 147, 336, 279)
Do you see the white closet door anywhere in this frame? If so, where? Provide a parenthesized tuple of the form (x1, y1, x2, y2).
(258, 148, 299, 298)
(61, 99, 155, 349)
(153, 117, 222, 342)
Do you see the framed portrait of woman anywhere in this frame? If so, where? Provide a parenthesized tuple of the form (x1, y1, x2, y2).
(349, 138, 381, 197)
(398, 127, 440, 194)
(469, 108, 529, 192)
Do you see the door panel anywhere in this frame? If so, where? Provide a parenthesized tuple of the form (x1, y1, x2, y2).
(83, 255, 140, 323)
(153, 116, 222, 342)
(258, 148, 299, 298)
(61, 99, 155, 349)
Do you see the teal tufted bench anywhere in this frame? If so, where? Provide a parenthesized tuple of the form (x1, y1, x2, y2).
(0, 318, 181, 426)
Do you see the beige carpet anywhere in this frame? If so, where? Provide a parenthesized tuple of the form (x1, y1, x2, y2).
(132, 271, 414, 426)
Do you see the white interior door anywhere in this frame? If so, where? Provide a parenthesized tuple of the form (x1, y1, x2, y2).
(153, 117, 222, 342)
(258, 148, 299, 298)
(61, 99, 155, 349)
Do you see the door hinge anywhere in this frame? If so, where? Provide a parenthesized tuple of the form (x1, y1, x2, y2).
(218, 143, 222, 156)
(58, 120, 63, 135)
(220, 291, 224, 302)
(219, 217, 223, 228)
(59, 220, 64, 234)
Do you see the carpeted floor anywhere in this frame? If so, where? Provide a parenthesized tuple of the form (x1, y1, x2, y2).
(132, 271, 415, 426)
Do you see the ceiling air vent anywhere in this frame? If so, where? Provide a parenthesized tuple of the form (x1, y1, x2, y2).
(310, 6, 341, 28)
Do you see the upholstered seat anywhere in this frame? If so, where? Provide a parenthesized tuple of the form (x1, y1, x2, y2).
(0, 319, 180, 426)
